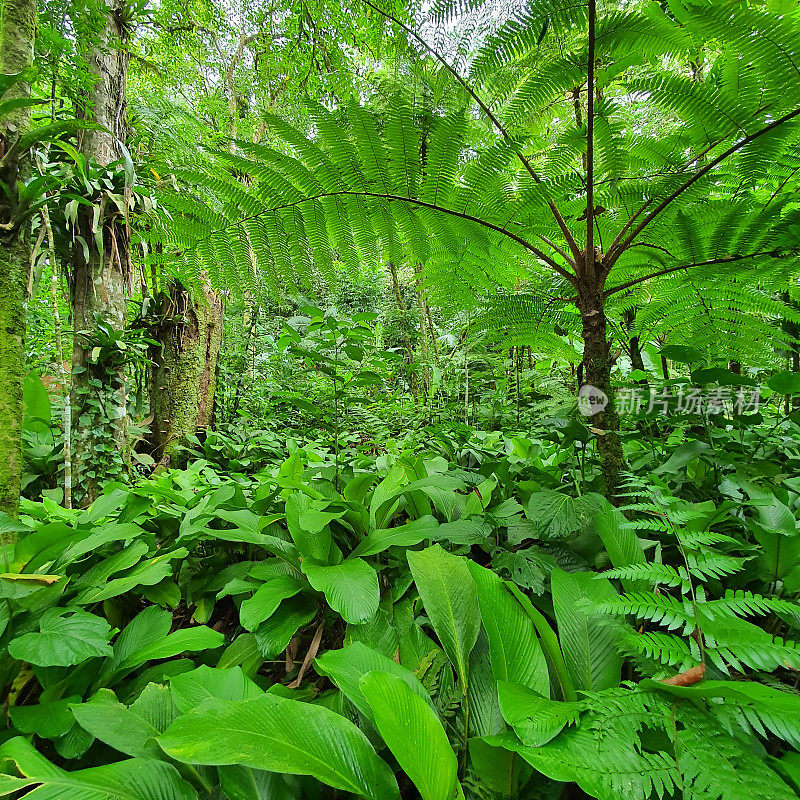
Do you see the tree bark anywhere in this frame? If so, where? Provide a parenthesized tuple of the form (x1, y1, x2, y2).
(0, 0, 36, 519)
(70, 0, 130, 505)
(576, 276, 623, 500)
(148, 281, 224, 470)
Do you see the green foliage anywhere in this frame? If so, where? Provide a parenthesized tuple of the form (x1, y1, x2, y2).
(11, 1, 800, 799)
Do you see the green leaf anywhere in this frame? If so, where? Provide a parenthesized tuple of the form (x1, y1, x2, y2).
(22, 371, 51, 435)
(526, 491, 604, 539)
(116, 626, 225, 671)
(768, 371, 800, 394)
(74, 549, 187, 605)
(239, 575, 304, 631)
(302, 557, 379, 624)
(70, 686, 175, 758)
(105, 607, 224, 680)
(352, 515, 441, 557)
(16, 119, 107, 152)
(254, 594, 317, 657)
(407, 545, 480, 692)
(497, 682, 581, 746)
(551, 569, 621, 692)
(0, 736, 195, 800)
(593, 506, 648, 592)
(0, 66, 38, 97)
(660, 344, 704, 364)
(504, 582, 575, 700)
(170, 665, 263, 712)
(467, 561, 549, 695)
(360, 671, 460, 800)
(9, 609, 113, 667)
(691, 367, 756, 387)
(352, 516, 485, 557)
(285, 493, 334, 560)
(9, 698, 78, 739)
(315, 642, 434, 723)
(158, 693, 399, 799)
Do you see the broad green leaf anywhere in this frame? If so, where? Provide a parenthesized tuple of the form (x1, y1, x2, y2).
(116, 626, 225, 671)
(352, 515, 441, 557)
(170, 665, 263, 712)
(315, 642, 434, 723)
(468, 738, 518, 797)
(467, 561, 549, 695)
(407, 545, 479, 692)
(551, 569, 621, 692)
(106, 607, 224, 679)
(768, 371, 800, 394)
(285, 493, 333, 560)
(70, 688, 171, 758)
(303, 557, 379, 623)
(593, 506, 648, 592)
(526, 491, 604, 539)
(497, 682, 581, 746)
(344, 606, 399, 658)
(467, 630, 505, 738)
(653, 441, 710, 475)
(9, 698, 78, 739)
(217, 633, 262, 673)
(505, 582, 575, 701)
(11, 522, 82, 572)
(369, 463, 407, 529)
(239, 575, 304, 631)
(22, 371, 51, 434)
(0, 736, 195, 800)
(9, 609, 112, 667)
(159, 692, 399, 799)
(360, 671, 459, 800)
(74, 549, 187, 604)
(352, 516, 485, 557)
(660, 344, 704, 363)
(254, 594, 317, 657)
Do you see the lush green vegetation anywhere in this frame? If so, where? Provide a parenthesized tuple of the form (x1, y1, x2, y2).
(2, 0, 800, 798)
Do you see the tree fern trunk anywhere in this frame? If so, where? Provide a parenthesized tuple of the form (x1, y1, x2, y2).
(148, 282, 223, 471)
(70, 0, 130, 505)
(577, 281, 623, 500)
(0, 0, 36, 519)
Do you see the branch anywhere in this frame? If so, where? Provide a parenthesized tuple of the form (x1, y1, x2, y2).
(358, 0, 581, 262)
(538, 234, 573, 264)
(604, 250, 779, 298)
(605, 107, 800, 268)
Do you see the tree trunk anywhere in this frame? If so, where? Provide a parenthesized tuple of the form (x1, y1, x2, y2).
(148, 282, 224, 470)
(576, 279, 623, 500)
(70, 0, 130, 505)
(0, 0, 36, 519)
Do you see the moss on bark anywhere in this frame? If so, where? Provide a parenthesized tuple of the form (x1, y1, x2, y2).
(149, 282, 224, 470)
(69, 0, 130, 505)
(0, 0, 36, 520)
(577, 282, 625, 502)
(0, 236, 28, 518)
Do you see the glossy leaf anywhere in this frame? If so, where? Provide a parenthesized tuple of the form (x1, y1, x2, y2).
(159, 693, 399, 799)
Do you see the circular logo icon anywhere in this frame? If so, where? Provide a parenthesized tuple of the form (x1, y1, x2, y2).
(578, 384, 608, 416)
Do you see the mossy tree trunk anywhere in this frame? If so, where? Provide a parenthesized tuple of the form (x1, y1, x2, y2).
(69, 0, 130, 505)
(0, 0, 36, 519)
(576, 264, 624, 501)
(148, 281, 224, 470)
